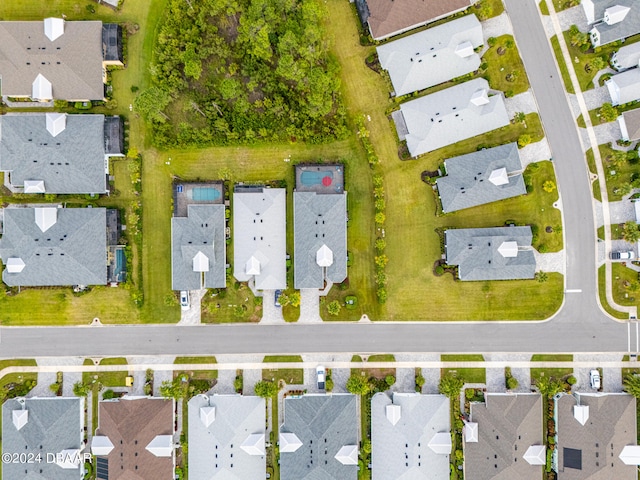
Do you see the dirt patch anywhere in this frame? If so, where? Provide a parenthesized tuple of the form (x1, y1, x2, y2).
(497, 46, 506, 56)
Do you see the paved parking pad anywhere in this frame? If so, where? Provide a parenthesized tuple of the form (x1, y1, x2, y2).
(242, 369, 262, 396)
(392, 368, 416, 393)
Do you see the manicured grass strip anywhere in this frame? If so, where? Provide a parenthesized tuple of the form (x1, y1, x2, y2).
(550, 35, 575, 94)
(441, 354, 485, 362)
(441, 368, 486, 384)
(0, 372, 37, 392)
(263, 356, 303, 363)
(175, 356, 217, 364)
(530, 367, 573, 383)
(0, 359, 37, 370)
(263, 355, 304, 385)
(368, 354, 395, 362)
(538, 0, 549, 14)
(82, 358, 129, 387)
(531, 354, 573, 362)
(599, 265, 629, 319)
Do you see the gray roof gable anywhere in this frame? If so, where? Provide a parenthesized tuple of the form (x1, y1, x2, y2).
(0, 20, 105, 100)
(371, 393, 450, 480)
(556, 393, 637, 480)
(606, 68, 640, 105)
(437, 143, 526, 212)
(280, 395, 358, 480)
(293, 192, 347, 289)
(2, 397, 84, 480)
(377, 14, 483, 96)
(0, 114, 107, 194)
(612, 41, 640, 70)
(465, 394, 543, 480)
(589, 0, 640, 45)
(172, 204, 226, 291)
(233, 188, 286, 290)
(399, 78, 510, 157)
(0, 207, 107, 286)
(188, 395, 266, 480)
(444, 226, 536, 281)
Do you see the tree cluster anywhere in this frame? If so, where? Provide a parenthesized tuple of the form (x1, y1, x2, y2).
(141, 0, 347, 147)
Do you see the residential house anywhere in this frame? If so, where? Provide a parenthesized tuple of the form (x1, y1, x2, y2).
(0, 206, 109, 287)
(294, 165, 347, 290)
(611, 41, 640, 71)
(464, 393, 544, 480)
(0, 113, 123, 194)
(582, 0, 640, 47)
(394, 78, 509, 157)
(556, 393, 637, 479)
(619, 107, 640, 140)
(355, 0, 477, 41)
(233, 186, 286, 290)
(2, 397, 85, 480)
(91, 397, 175, 480)
(444, 226, 537, 281)
(0, 18, 123, 101)
(605, 68, 640, 105)
(280, 394, 358, 480)
(437, 143, 526, 213)
(371, 392, 451, 480)
(377, 15, 483, 96)
(188, 394, 266, 480)
(171, 182, 226, 291)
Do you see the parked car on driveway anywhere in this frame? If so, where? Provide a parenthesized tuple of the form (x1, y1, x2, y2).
(275, 290, 282, 307)
(589, 369, 601, 389)
(610, 251, 635, 260)
(180, 291, 190, 311)
(316, 366, 326, 390)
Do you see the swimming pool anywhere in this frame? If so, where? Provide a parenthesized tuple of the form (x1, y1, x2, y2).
(300, 171, 333, 186)
(115, 248, 127, 283)
(191, 187, 221, 201)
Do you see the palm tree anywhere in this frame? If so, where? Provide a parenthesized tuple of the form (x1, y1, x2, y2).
(536, 377, 564, 398)
(622, 221, 640, 244)
(623, 374, 640, 398)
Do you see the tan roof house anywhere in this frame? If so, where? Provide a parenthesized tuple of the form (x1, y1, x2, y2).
(0, 19, 123, 101)
(92, 397, 175, 480)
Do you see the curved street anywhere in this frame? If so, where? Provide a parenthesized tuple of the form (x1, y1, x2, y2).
(0, 0, 633, 358)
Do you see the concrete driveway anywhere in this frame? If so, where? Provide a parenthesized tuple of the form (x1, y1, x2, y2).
(260, 290, 284, 324)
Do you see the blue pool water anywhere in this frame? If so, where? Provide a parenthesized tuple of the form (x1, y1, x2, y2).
(115, 248, 127, 283)
(300, 171, 333, 185)
(191, 187, 221, 201)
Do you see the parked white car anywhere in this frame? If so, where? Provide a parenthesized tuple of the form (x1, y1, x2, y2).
(180, 291, 190, 311)
(589, 369, 601, 389)
(316, 366, 326, 390)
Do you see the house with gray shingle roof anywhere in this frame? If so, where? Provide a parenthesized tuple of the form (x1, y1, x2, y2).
(171, 204, 226, 291)
(371, 392, 451, 480)
(233, 187, 286, 290)
(188, 394, 266, 480)
(605, 68, 640, 105)
(280, 394, 358, 480)
(2, 397, 85, 480)
(355, 0, 476, 41)
(0, 206, 108, 286)
(556, 393, 637, 480)
(437, 143, 526, 213)
(464, 393, 543, 480)
(619, 107, 640, 141)
(294, 165, 347, 290)
(394, 78, 509, 157)
(611, 41, 640, 71)
(0, 113, 123, 194)
(444, 226, 536, 281)
(377, 15, 483, 96)
(0, 19, 122, 101)
(582, 0, 640, 47)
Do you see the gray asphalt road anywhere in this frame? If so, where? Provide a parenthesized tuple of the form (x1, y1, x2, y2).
(0, 0, 632, 358)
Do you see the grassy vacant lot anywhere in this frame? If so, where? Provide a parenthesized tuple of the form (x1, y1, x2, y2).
(530, 355, 573, 384)
(263, 356, 304, 385)
(327, 0, 564, 321)
(550, 35, 575, 94)
(441, 354, 486, 384)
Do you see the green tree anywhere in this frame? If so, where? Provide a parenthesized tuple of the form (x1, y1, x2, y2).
(159, 378, 189, 399)
(327, 300, 342, 316)
(375, 212, 386, 225)
(346, 374, 371, 395)
(362, 440, 372, 454)
(518, 134, 532, 148)
(73, 382, 90, 397)
(623, 374, 640, 397)
(506, 376, 519, 390)
(622, 221, 640, 243)
(513, 111, 526, 124)
(416, 374, 426, 388)
(102, 389, 115, 400)
(599, 103, 619, 123)
(588, 56, 606, 72)
(289, 291, 301, 308)
(616, 183, 633, 197)
(277, 292, 290, 307)
(133, 87, 171, 123)
(543, 180, 556, 193)
(254, 380, 279, 398)
(535, 271, 549, 283)
(609, 149, 627, 169)
(385, 375, 396, 386)
(234, 375, 243, 393)
(535, 377, 564, 397)
(49, 383, 60, 394)
(438, 373, 465, 399)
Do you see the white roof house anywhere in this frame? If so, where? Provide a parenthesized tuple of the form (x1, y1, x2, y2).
(371, 393, 451, 480)
(395, 78, 509, 157)
(376, 14, 483, 96)
(611, 41, 640, 71)
(582, 0, 640, 47)
(188, 395, 266, 480)
(233, 187, 286, 290)
(606, 68, 640, 105)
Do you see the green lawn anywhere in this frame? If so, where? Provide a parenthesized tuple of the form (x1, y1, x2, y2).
(597, 143, 640, 201)
(550, 35, 575, 94)
(530, 366, 573, 384)
(531, 354, 573, 362)
(368, 354, 395, 362)
(482, 35, 530, 96)
(598, 265, 630, 319)
(201, 284, 262, 323)
(0, 359, 37, 370)
(611, 263, 640, 308)
(325, 0, 564, 321)
(82, 358, 129, 387)
(441, 355, 486, 384)
(263, 355, 304, 385)
(174, 356, 217, 364)
(539, 0, 580, 14)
